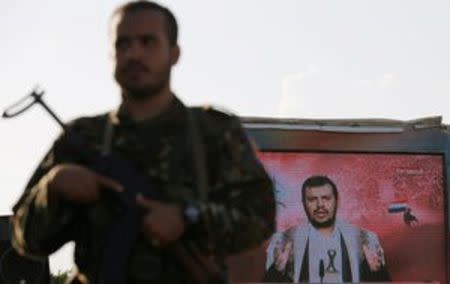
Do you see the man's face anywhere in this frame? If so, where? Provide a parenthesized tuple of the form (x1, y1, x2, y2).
(303, 184, 337, 228)
(111, 10, 179, 98)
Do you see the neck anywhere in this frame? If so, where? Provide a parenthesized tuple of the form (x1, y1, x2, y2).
(121, 86, 174, 121)
(316, 225, 335, 238)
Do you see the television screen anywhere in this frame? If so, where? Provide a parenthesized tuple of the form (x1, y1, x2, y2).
(226, 117, 448, 284)
(260, 151, 446, 283)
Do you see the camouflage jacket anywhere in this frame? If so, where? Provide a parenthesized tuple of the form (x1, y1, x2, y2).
(12, 97, 275, 283)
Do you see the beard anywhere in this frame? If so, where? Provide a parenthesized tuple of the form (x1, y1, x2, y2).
(308, 214, 336, 228)
(305, 206, 337, 229)
(124, 74, 169, 100)
(116, 60, 171, 100)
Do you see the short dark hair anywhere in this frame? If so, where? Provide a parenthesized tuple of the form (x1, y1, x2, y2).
(301, 175, 338, 202)
(111, 0, 178, 46)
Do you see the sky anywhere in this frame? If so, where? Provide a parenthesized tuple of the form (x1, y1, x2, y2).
(1, 0, 449, 274)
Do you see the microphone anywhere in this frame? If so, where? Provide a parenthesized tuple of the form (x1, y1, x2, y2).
(319, 259, 325, 283)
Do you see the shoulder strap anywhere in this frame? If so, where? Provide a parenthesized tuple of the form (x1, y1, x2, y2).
(101, 113, 115, 156)
(186, 107, 209, 202)
(102, 108, 209, 201)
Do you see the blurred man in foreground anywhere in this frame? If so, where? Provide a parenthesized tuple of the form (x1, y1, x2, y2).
(11, 1, 275, 283)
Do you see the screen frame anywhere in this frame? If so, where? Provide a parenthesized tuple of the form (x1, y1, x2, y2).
(242, 116, 449, 283)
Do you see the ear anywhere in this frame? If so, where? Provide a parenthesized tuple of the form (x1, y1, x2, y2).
(170, 44, 180, 65)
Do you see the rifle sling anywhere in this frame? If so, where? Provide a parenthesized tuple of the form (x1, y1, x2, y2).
(186, 108, 208, 202)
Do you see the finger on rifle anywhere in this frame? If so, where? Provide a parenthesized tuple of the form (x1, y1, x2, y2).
(96, 173, 124, 192)
(136, 194, 158, 209)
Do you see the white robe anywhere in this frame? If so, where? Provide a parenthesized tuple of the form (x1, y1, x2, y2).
(265, 219, 384, 283)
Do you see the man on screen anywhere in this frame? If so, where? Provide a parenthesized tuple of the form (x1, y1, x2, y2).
(264, 175, 390, 283)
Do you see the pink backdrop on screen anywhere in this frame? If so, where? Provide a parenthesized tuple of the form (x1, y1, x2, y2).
(258, 152, 446, 283)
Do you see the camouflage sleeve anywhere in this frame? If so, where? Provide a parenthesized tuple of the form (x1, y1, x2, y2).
(12, 128, 84, 258)
(194, 115, 275, 254)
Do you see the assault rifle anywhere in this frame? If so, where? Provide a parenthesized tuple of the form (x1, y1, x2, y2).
(3, 88, 223, 284)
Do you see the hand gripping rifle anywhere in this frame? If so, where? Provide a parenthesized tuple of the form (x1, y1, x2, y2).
(3, 88, 224, 284)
